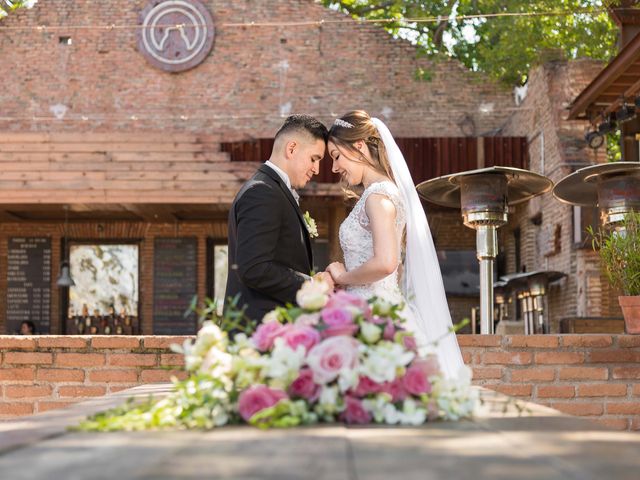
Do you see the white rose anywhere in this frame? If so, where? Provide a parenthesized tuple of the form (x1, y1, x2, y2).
(262, 310, 281, 324)
(360, 322, 382, 344)
(374, 299, 393, 316)
(296, 280, 330, 310)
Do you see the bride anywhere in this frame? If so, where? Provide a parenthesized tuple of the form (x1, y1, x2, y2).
(324, 111, 465, 380)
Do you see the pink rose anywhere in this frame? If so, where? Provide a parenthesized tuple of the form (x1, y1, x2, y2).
(412, 356, 441, 380)
(380, 378, 407, 402)
(281, 324, 321, 353)
(383, 319, 396, 341)
(351, 376, 383, 397)
(369, 315, 388, 325)
(402, 364, 432, 396)
(322, 324, 359, 338)
(326, 291, 372, 318)
(306, 336, 359, 384)
(251, 320, 285, 352)
(238, 385, 288, 422)
(403, 335, 418, 352)
(321, 307, 359, 338)
(340, 396, 372, 424)
(288, 368, 321, 401)
(295, 312, 321, 326)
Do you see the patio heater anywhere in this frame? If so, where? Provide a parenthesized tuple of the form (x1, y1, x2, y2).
(417, 166, 553, 334)
(553, 162, 640, 229)
(501, 271, 566, 334)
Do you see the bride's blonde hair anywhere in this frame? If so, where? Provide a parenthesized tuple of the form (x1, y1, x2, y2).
(328, 110, 395, 199)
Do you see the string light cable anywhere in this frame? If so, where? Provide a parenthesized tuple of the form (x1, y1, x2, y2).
(0, 6, 624, 32)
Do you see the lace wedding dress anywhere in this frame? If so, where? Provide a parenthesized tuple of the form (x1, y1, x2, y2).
(340, 181, 405, 305)
(339, 179, 465, 379)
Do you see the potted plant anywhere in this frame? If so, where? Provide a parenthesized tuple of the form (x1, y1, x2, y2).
(589, 211, 640, 334)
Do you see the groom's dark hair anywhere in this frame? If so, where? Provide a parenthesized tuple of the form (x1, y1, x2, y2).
(274, 114, 328, 143)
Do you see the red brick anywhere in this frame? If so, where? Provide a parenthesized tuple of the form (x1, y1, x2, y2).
(109, 353, 157, 367)
(551, 402, 604, 416)
(5, 384, 52, 398)
(591, 418, 629, 430)
(4, 352, 53, 365)
(471, 367, 504, 380)
(462, 351, 472, 364)
(606, 402, 640, 415)
(633, 384, 640, 396)
(558, 367, 608, 381)
(507, 335, 559, 348)
(37, 401, 77, 413)
(562, 335, 613, 348)
(612, 367, 640, 380)
(0, 337, 36, 350)
(36, 368, 85, 382)
(511, 369, 556, 382)
(160, 354, 185, 367)
(88, 369, 138, 383)
(56, 353, 105, 367)
(457, 335, 502, 347)
(483, 352, 532, 365)
(537, 385, 575, 398)
(577, 383, 627, 397)
(632, 418, 640, 431)
(490, 384, 532, 397)
(589, 350, 640, 363)
(58, 386, 107, 398)
(0, 368, 34, 382)
(91, 337, 141, 349)
(0, 403, 34, 416)
(108, 385, 139, 394)
(617, 336, 640, 348)
(37, 337, 88, 348)
(535, 352, 584, 364)
(140, 369, 188, 382)
(144, 336, 192, 349)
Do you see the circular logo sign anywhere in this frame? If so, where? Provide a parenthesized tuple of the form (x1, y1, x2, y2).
(137, 0, 215, 73)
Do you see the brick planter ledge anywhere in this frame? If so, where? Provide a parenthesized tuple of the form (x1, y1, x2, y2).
(0, 334, 639, 430)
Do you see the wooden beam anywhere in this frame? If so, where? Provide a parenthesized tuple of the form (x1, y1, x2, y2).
(568, 30, 640, 119)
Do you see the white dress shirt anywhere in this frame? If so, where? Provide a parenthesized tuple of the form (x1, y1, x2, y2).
(265, 161, 300, 204)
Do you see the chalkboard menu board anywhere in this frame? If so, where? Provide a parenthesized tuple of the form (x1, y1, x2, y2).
(6, 238, 52, 334)
(153, 238, 197, 334)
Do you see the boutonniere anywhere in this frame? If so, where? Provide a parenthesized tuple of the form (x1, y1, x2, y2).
(303, 211, 318, 238)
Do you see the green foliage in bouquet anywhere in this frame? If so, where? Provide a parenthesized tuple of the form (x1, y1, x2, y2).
(588, 211, 640, 296)
(75, 281, 476, 432)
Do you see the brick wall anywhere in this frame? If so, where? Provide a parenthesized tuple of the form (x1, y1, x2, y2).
(460, 334, 640, 430)
(0, 0, 513, 136)
(1, 334, 639, 430)
(500, 60, 623, 331)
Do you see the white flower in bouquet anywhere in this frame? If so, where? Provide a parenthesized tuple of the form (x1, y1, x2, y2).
(360, 342, 415, 384)
(398, 398, 427, 426)
(263, 338, 306, 383)
(296, 279, 330, 310)
(360, 321, 382, 344)
(315, 385, 343, 417)
(337, 368, 359, 393)
(262, 310, 281, 324)
(199, 346, 233, 378)
(373, 298, 393, 316)
(193, 321, 227, 357)
(362, 394, 393, 423)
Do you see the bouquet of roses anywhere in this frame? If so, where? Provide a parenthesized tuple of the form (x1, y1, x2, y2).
(77, 280, 475, 431)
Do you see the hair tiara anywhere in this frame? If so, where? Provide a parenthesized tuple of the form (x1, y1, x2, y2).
(333, 118, 354, 129)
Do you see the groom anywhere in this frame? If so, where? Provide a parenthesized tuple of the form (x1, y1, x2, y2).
(225, 114, 333, 323)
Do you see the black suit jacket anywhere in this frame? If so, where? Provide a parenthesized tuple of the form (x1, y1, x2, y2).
(225, 164, 313, 322)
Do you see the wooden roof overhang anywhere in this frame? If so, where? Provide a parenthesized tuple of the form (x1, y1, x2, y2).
(568, 29, 640, 121)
